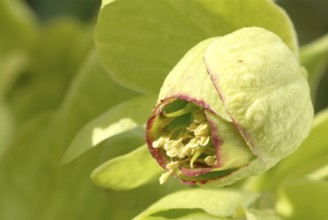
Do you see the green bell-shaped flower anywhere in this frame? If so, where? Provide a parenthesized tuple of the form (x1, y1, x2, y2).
(146, 27, 313, 187)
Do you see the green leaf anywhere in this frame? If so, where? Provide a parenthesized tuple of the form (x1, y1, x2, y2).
(244, 108, 328, 190)
(62, 95, 155, 163)
(276, 179, 328, 220)
(133, 189, 259, 219)
(0, 113, 166, 220)
(56, 49, 137, 130)
(300, 34, 328, 99)
(0, 113, 54, 220)
(306, 163, 328, 180)
(43, 44, 138, 151)
(0, 0, 38, 52)
(245, 209, 281, 220)
(144, 212, 230, 220)
(7, 19, 94, 123)
(0, 52, 27, 99)
(91, 144, 162, 190)
(0, 103, 13, 158)
(101, 0, 115, 8)
(0, 19, 180, 219)
(273, 109, 328, 179)
(0, 50, 150, 219)
(96, 0, 297, 94)
(0, 111, 187, 219)
(179, 213, 231, 220)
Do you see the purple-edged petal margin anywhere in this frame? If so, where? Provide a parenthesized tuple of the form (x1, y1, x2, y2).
(146, 27, 313, 187)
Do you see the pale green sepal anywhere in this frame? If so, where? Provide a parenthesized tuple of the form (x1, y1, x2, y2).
(91, 144, 162, 190)
(62, 95, 156, 163)
(199, 158, 273, 188)
(249, 108, 328, 190)
(204, 27, 313, 162)
(158, 38, 230, 122)
(205, 112, 254, 171)
(133, 189, 259, 219)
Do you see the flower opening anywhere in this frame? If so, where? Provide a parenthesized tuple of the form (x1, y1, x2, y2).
(151, 99, 217, 184)
(146, 27, 314, 187)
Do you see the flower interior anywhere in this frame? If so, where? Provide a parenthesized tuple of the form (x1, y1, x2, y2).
(151, 99, 218, 184)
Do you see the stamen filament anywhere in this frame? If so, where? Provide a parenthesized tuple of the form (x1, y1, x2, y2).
(202, 147, 216, 154)
(168, 126, 185, 139)
(166, 161, 180, 170)
(164, 102, 197, 117)
(159, 116, 174, 128)
(190, 147, 206, 168)
(153, 100, 218, 184)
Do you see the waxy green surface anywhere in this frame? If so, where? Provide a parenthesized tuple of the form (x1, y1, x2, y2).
(148, 27, 313, 187)
(96, 0, 298, 94)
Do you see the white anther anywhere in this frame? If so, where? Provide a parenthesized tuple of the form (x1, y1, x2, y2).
(187, 123, 199, 132)
(193, 111, 206, 123)
(164, 139, 184, 158)
(194, 122, 209, 137)
(166, 161, 180, 170)
(152, 135, 169, 148)
(159, 171, 172, 184)
(199, 136, 210, 146)
(204, 155, 217, 166)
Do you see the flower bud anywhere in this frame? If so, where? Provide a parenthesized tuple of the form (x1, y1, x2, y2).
(146, 27, 313, 187)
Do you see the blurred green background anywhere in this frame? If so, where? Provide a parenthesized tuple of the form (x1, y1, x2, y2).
(0, 0, 326, 219)
(24, 0, 328, 111)
(0, 0, 328, 220)
(25, 0, 101, 22)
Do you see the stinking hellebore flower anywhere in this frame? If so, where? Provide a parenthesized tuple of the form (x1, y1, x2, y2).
(146, 27, 314, 187)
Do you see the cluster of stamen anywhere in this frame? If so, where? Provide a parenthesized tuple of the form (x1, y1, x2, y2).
(152, 102, 217, 184)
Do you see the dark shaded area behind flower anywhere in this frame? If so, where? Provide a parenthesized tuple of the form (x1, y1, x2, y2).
(25, 0, 101, 22)
(276, 0, 328, 112)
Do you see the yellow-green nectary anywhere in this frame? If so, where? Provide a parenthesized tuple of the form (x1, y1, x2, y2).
(146, 27, 313, 187)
